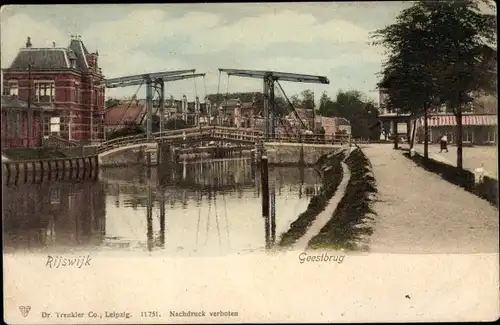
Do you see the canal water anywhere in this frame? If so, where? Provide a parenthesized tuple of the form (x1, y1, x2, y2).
(3, 158, 322, 256)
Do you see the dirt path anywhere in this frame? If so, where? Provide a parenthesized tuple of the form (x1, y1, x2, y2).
(362, 144, 499, 254)
(292, 161, 351, 251)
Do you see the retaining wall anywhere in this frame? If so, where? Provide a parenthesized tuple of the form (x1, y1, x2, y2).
(2, 155, 99, 186)
(264, 142, 344, 166)
(98, 143, 157, 167)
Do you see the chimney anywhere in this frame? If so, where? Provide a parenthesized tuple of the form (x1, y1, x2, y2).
(26, 36, 32, 48)
(53, 42, 56, 48)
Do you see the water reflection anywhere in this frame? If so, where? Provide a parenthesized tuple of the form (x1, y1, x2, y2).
(3, 158, 323, 255)
(3, 181, 106, 253)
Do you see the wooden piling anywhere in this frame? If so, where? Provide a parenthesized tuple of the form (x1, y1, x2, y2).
(69, 158, 73, 179)
(24, 161, 28, 183)
(39, 160, 44, 181)
(270, 188, 276, 244)
(5, 163, 11, 184)
(261, 156, 270, 247)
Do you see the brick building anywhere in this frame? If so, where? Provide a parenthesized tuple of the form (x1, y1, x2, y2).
(218, 98, 255, 127)
(1, 95, 43, 148)
(2, 36, 106, 145)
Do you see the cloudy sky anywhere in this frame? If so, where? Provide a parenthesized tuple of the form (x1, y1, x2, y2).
(1, 3, 413, 104)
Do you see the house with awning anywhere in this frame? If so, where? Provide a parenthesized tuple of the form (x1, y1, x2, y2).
(416, 113, 497, 145)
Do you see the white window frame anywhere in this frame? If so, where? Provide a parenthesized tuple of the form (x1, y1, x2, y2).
(4, 81, 19, 96)
(49, 117, 61, 135)
(34, 81, 55, 103)
(487, 129, 497, 143)
(463, 128, 473, 143)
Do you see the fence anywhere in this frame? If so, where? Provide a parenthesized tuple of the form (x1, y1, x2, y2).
(265, 133, 351, 145)
(2, 155, 98, 186)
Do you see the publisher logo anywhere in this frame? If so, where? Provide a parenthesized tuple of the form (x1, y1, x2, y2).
(19, 306, 31, 317)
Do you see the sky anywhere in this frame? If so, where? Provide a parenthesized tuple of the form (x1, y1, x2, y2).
(2, 3, 416, 104)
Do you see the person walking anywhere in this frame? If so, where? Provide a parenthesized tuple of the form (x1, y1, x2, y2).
(439, 134, 448, 153)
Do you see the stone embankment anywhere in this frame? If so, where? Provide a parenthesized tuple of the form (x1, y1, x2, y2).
(278, 147, 350, 247)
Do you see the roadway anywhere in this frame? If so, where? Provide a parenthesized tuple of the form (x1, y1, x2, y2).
(362, 144, 499, 254)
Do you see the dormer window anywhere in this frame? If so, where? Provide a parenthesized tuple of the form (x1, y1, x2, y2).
(70, 59, 76, 69)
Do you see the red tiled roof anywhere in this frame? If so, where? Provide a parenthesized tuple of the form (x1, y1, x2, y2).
(105, 103, 144, 126)
(425, 114, 497, 127)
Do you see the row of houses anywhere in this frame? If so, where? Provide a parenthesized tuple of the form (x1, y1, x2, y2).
(379, 89, 498, 145)
(104, 96, 352, 137)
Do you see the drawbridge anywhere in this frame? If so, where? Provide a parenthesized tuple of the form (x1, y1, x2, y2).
(217, 69, 330, 141)
(102, 69, 207, 139)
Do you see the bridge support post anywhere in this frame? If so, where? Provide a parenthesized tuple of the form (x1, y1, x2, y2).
(263, 78, 269, 141)
(159, 81, 165, 134)
(146, 78, 153, 140)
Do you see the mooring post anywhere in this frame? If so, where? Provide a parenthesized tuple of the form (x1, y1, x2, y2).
(261, 155, 270, 247)
(146, 185, 153, 252)
(159, 186, 166, 247)
(270, 187, 276, 245)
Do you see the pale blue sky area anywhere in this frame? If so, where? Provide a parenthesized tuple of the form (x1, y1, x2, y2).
(1, 3, 414, 104)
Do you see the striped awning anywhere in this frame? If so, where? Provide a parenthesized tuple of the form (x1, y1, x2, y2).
(426, 114, 497, 127)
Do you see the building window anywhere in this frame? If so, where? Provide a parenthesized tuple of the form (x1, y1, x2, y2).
(75, 87, 81, 103)
(50, 117, 60, 135)
(94, 89, 99, 106)
(3, 82, 19, 96)
(35, 82, 55, 102)
(487, 129, 497, 143)
(463, 128, 473, 143)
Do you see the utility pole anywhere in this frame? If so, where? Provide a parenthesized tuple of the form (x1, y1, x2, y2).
(27, 63, 33, 146)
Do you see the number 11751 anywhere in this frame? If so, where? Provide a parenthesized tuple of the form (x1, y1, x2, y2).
(141, 311, 160, 318)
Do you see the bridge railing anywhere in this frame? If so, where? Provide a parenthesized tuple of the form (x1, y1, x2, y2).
(265, 133, 351, 145)
(43, 135, 83, 150)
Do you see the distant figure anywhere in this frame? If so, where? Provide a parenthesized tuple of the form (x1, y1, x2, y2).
(439, 134, 448, 153)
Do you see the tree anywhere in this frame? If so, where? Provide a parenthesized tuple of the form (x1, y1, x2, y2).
(105, 98, 121, 109)
(299, 89, 315, 110)
(317, 90, 381, 140)
(428, 1, 496, 169)
(164, 118, 189, 130)
(372, 2, 443, 153)
(289, 94, 301, 107)
(372, 0, 496, 168)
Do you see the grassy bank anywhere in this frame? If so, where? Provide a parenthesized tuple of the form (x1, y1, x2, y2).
(404, 152, 498, 207)
(278, 148, 346, 247)
(308, 146, 377, 251)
